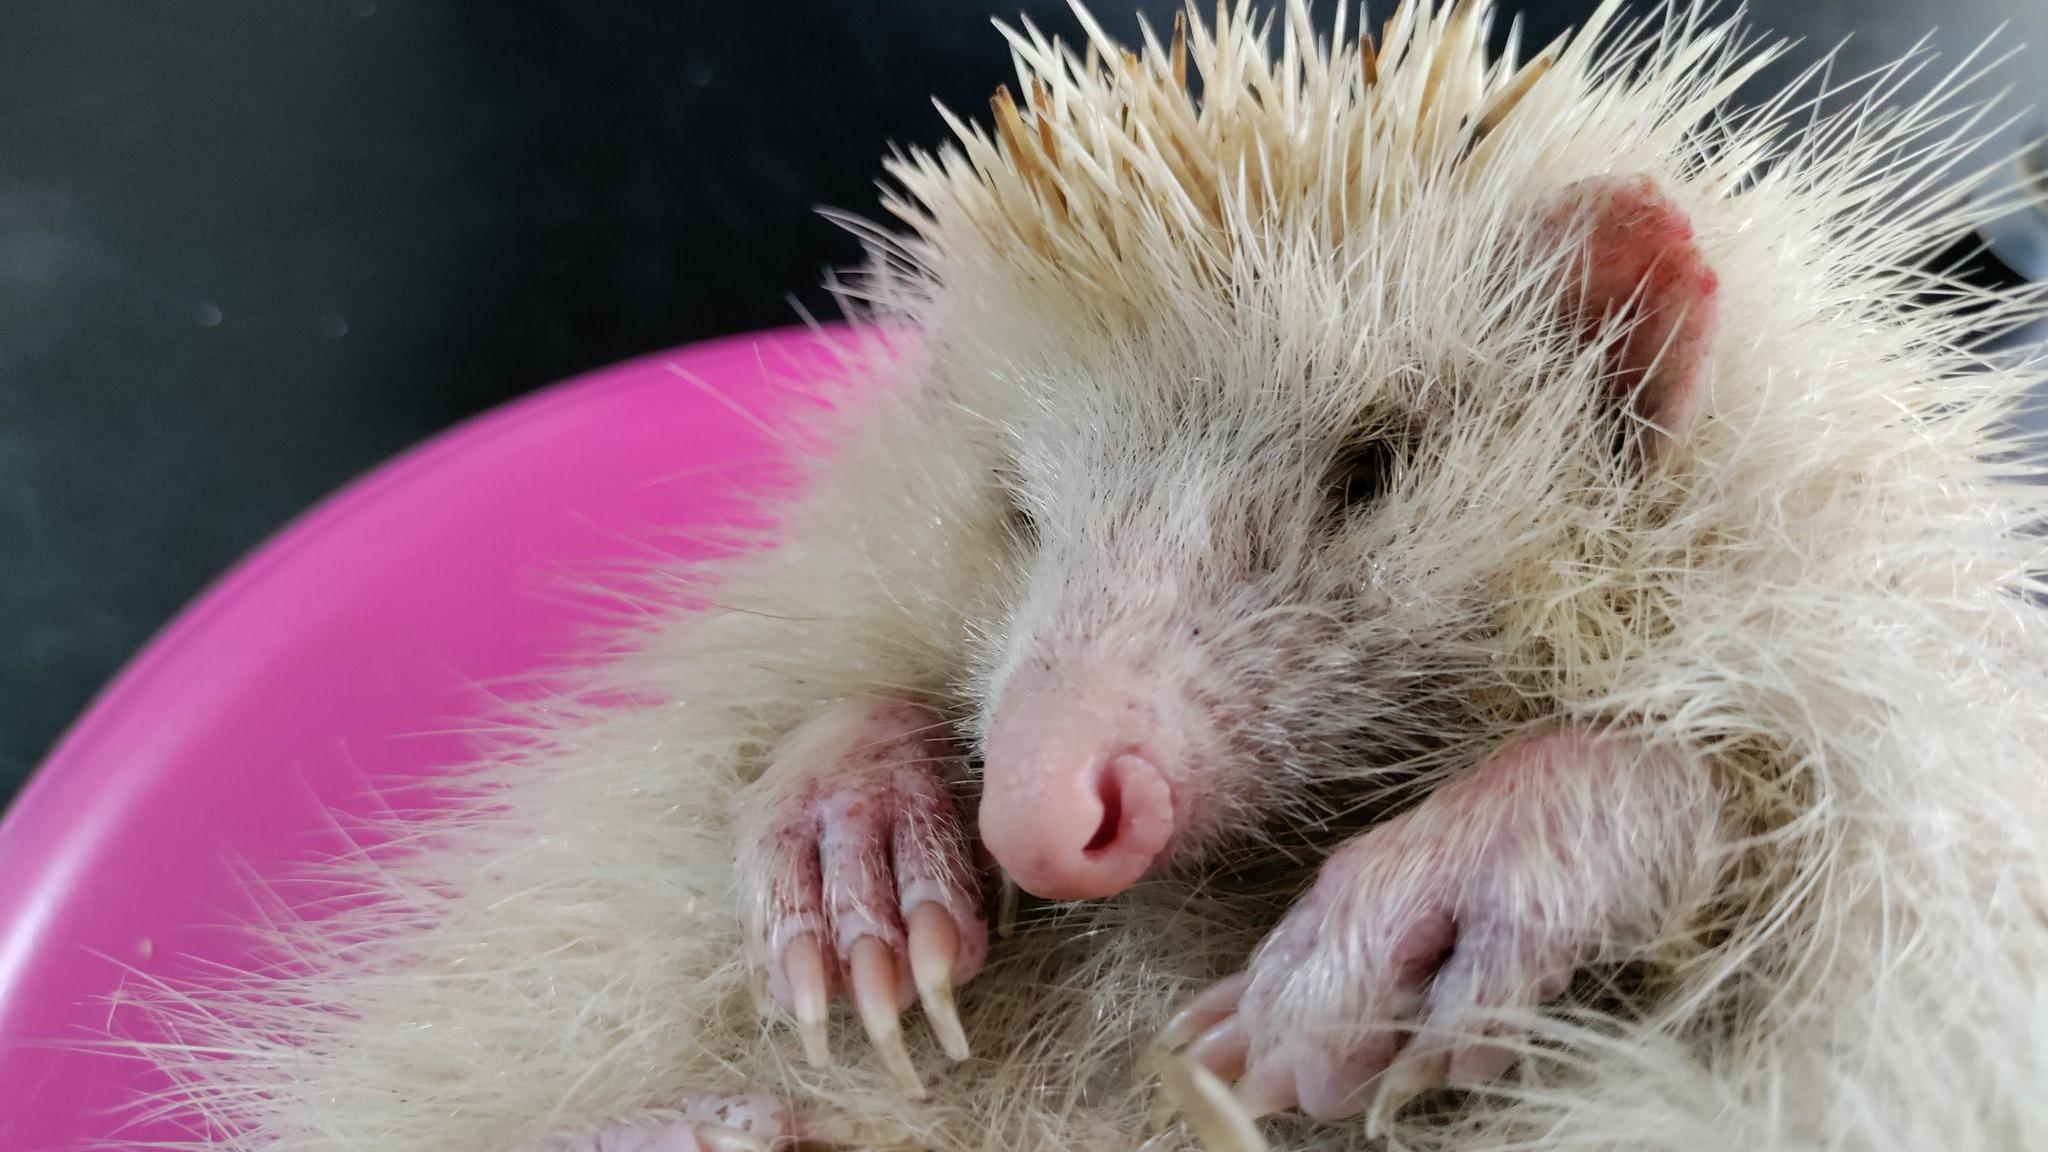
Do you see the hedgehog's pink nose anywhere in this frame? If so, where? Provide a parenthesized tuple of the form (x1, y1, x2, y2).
(979, 684, 1177, 900)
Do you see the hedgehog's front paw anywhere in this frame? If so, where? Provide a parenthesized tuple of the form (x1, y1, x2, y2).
(1160, 729, 1711, 1132)
(735, 700, 988, 1096)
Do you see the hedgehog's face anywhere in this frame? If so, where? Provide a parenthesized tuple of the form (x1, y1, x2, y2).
(968, 354, 1517, 900)
(969, 176, 1720, 902)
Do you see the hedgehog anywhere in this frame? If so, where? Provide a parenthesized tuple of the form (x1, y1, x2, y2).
(132, 2, 2048, 1150)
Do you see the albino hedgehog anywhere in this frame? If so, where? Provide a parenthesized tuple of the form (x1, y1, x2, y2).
(135, 2, 2048, 1151)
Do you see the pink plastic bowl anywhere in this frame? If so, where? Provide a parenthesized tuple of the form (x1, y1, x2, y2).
(0, 328, 841, 1150)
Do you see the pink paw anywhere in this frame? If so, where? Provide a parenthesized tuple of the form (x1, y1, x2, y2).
(735, 701, 988, 1095)
(1159, 728, 1714, 1130)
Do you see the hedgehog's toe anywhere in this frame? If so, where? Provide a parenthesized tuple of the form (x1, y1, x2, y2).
(733, 701, 990, 1093)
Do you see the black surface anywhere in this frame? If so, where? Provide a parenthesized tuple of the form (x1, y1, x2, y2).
(0, 0, 1193, 804)
(1, 0, 2038, 809)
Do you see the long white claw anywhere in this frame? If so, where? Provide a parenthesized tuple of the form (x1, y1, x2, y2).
(849, 937, 926, 1099)
(783, 935, 833, 1068)
(1158, 973, 1252, 1053)
(907, 903, 971, 1062)
(1365, 1057, 1435, 1140)
(1140, 972, 1252, 1081)
(693, 1125, 771, 1152)
(1146, 1080, 1178, 1134)
(1186, 1018, 1251, 1083)
(1157, 1054, 1272, 1152)
(1231, 1073, 1296, 1124)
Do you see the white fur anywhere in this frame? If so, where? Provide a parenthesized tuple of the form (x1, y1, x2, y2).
(128, 2, 2048, 1149)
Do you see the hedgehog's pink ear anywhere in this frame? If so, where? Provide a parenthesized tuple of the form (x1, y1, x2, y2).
(1542, 175, 1719, 454)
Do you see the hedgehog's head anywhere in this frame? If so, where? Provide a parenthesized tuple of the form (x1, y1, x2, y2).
(893, 5, 1726, 900)
(966, 171, 1717, 900)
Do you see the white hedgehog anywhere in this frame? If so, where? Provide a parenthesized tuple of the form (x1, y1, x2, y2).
(133, 2, 2048, 1151)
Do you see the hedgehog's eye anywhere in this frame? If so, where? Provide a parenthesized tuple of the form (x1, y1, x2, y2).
(1327, 437, 1398, 514)
(1006, 493, 1040, 545)
(994, 465, 1040, 545)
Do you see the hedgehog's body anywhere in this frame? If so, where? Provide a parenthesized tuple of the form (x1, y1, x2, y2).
(143, 3, 2048, 1150)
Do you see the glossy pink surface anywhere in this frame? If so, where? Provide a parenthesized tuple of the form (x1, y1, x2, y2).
(0, 328, 841, 1150)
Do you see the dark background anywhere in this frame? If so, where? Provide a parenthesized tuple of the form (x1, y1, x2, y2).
(3, 0, 2044, 808)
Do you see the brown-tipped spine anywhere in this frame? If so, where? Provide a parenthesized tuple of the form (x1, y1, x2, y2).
(1029, 77, 1061, 166)
(991, 85, 1048, 199)
(1474, 47, 1555, 141)
(1171, 9, 1189, 90)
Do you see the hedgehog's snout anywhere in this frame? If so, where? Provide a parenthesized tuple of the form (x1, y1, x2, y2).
(979, 674, 1183, 900)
